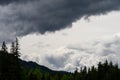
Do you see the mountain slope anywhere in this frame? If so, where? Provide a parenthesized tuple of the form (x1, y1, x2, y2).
(0, 51, 67, 75)
(20, 59, 67, 74)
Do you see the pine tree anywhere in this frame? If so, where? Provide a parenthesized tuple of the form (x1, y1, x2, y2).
(14, 38, 20, 57)
(1, 41, 7, 52)
(10, 42, 15, 54)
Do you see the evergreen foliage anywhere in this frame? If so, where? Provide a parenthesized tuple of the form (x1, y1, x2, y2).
(14, 38, 20, 57)
(10, 42, 15, 54)
(1, 41, 7, 52)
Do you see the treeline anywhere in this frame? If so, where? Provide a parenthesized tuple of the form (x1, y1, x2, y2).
(0, 39, 120, 80)
(23, 61, 120, 80)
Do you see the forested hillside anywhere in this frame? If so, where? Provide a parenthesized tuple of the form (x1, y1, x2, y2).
(0, 39, 120, 80)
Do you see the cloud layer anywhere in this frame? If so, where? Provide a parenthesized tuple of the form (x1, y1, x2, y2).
(0, 0, 120, 42)
(20, 34, 120, 72)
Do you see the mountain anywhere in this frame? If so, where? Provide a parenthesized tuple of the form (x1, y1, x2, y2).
(0, 51, 67, 75)
(20, 59, 67, 74)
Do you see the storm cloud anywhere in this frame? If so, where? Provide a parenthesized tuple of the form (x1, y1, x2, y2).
(0, 0, 120, 42)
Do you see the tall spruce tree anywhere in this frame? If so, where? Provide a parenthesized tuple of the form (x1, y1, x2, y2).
(10, 42, 15, 54)
(14, 38, 20, 57)
(1, 41, 7, 52)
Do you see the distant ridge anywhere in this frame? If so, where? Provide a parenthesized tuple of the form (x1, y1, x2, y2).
(20, 59, 67, 74)
(0, 51, 67, 75)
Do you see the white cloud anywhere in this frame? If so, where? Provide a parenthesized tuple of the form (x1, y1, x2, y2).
(19, 11, 120, 72)
(19, 33, 120, 72)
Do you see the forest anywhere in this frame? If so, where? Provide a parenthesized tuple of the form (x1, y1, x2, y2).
(0, 39, 120, 80)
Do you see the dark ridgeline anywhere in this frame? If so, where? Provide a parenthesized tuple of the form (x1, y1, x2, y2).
(0, 39, 120, 80)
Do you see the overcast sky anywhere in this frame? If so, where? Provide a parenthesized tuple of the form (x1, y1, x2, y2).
(19, 11, 120, 71)
(0, 0, 120, 72)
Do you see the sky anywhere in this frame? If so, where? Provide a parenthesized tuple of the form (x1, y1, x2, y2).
(0, 0, 120, 72)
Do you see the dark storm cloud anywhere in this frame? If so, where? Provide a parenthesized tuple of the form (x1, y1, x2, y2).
(0, 0, 29, 5)
(0, 0, 120, 42)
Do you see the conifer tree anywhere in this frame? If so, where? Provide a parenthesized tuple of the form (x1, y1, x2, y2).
(10, 42, 15, 54)
(1, 41, 7, 52)
(14, 38, 20, 57)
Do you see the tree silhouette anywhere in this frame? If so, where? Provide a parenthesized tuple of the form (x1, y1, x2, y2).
(14, 38, 20, 57)
(10, 42, 15, 54)
(0, 39, 22, 80)
(1, 41, 7, 52)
